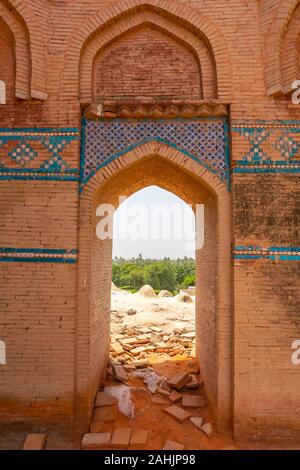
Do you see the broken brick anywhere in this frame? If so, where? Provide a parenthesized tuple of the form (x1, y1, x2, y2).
(182, 394, 205, 408)
(201, 422, 213, 438)
(95, 392, 118, 407)
(169, 390, 182, 403)
(186, 375, 199, 389)
(112, 363, 128, 382)
(111, 428, 132, 449)
(190, 416, 204, 429)
(163, 405, 192, 422)
(110, 342, 124, 354)
(167, 372, 190, 390)
(82, 433, 111, 449)
(163, 440, 185, 450)
(92, 405, 117, 422)
(23, 434, 47, 450)
(152, 396, 169, 405)
(130, 430, 149, 446)
(131, 346, 149, 356)
(157, 388, 170, 397)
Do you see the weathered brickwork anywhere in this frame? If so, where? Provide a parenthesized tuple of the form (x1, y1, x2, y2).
(94, 27, 201, 99)
(0, 0, 299, 444)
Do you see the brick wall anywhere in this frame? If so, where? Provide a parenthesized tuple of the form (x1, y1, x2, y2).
(0, 181, 78, 427)
(196, 195, 218, 413)
(94, 26, 201, 99)
(0, 0, 299, 443)
(233, 173, 300, 442)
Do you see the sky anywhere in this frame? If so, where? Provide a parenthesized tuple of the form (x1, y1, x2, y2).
(112, 186, 196, 259)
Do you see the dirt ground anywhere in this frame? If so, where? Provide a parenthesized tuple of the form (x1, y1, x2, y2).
(111, 287, 195, 336)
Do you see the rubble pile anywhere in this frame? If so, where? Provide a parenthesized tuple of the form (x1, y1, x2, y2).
(109, 323, 196, 367)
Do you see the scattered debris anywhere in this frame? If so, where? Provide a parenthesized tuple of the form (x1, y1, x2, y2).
(131, 345, 150, 356)
(157, 387, 170, 398)
(151, 396, 169, 405)
(112, 363, 128, 383)
(23, 434, 47, 450)
(130, 430, 149, 446)
(86, 288, 240, 452)
(150, 326, 163, 333)
(127, 309, 137, 315)
(163, 440, 185, 450)
(133, 369, 162, 394)
(82, 433, 111, 450)
(95, 392, 118, 408)
(110, 343, 125, 355)
(190, 416, 204, 429)
(167, 372, 191, 390)
(169, 390, 182, 403)
(182, 394, 206, 408)
(186, 375, 199, 389)
(111, 428, 132, 449)
(181, 331, 195, 339)
(104, 385, 135, 418)
(201, 422, 214, 438)
(92, 405, 117, 422)
(163, 405, 192, 422)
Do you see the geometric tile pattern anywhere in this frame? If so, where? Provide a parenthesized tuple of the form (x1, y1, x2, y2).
(0, 128, 80, 181)
(233, 245, 300, 261)
(82, 118, 229, 188)
(8, 142, 38, 166)
(276, 134, 299, 159)
(232, 121, 300, 173)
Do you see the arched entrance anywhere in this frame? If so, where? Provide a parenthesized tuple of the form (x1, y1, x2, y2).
(77, 137, 232, 434)
(71, 0, 233, 436)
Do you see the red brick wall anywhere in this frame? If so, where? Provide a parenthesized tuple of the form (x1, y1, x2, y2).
(232, 173, 300, 442)
(89, 235, 111, 408)
(0, 181, 78, 427)
(196, 195, 218, 413)
(0, 0, 299, 444)
(94, 26, 201, 99)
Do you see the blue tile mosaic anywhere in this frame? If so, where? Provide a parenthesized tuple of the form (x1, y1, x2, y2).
(232, 120, 300, 174)
(233, 246, 300, 261)
(0, 128, 80, 181)
(81, 118, 229, 189)
(0, 247, 78, 264)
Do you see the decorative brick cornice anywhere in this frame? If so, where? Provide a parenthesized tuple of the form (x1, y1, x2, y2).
(84, 100, 229, 119)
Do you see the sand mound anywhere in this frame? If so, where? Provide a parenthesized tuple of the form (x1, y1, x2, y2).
(175, 292, 193, 303)
(158, 290, 173, 298)
(111, 282, 122, 291)
(137, 285, 156, 297)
